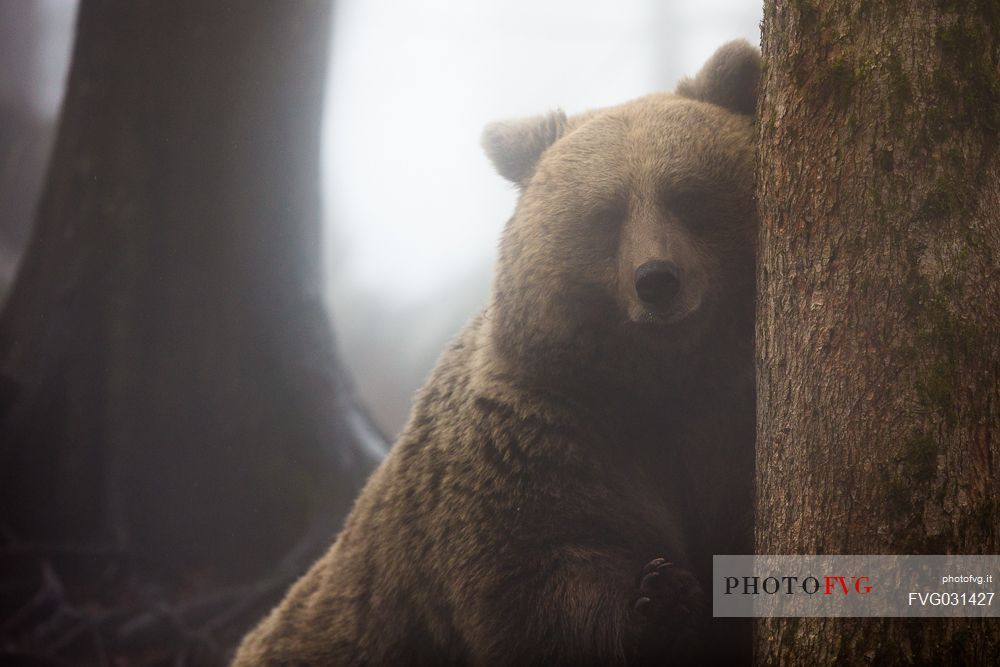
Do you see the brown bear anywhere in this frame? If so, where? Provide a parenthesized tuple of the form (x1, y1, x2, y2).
(232, 40, 760, 666)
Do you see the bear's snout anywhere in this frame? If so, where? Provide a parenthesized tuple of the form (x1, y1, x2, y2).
(634, 260, 681, 311)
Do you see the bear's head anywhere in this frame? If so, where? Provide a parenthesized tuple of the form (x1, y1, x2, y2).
(482, 41, 760, 409)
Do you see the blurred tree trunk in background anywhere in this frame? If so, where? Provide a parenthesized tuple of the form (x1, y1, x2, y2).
(0, 0, 384, 663)
(0, 2, 71, 303)
(756, 1, 1000, 664)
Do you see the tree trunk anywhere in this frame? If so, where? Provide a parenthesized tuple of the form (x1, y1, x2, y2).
(0, 1, 384, 663)
(756, 1, 1000, 664)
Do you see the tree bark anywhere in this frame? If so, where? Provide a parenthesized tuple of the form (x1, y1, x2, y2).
(756, 1, 1000, 664)
(0, 1, 384, 661)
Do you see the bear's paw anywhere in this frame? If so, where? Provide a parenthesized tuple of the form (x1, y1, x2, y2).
(633, 558, 704, 628)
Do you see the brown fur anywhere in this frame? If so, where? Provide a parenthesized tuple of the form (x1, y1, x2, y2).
(233, 40, 760, 666)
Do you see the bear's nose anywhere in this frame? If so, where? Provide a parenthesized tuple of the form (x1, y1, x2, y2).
(635, 260, 681, 309)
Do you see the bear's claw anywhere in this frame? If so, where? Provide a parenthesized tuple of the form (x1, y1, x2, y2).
(633, 558, 702, 625)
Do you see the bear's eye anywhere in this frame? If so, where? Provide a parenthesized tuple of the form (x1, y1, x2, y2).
(663, 188, 728, 232)
(664, 188, 710, 214)
(583, 202, 626, 234)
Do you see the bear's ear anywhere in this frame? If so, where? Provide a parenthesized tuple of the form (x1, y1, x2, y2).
(675, 39, 761, 116)
(481, 110, 568, 185)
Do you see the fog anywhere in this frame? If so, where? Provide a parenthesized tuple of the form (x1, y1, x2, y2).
(1, 0, 762, 438)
